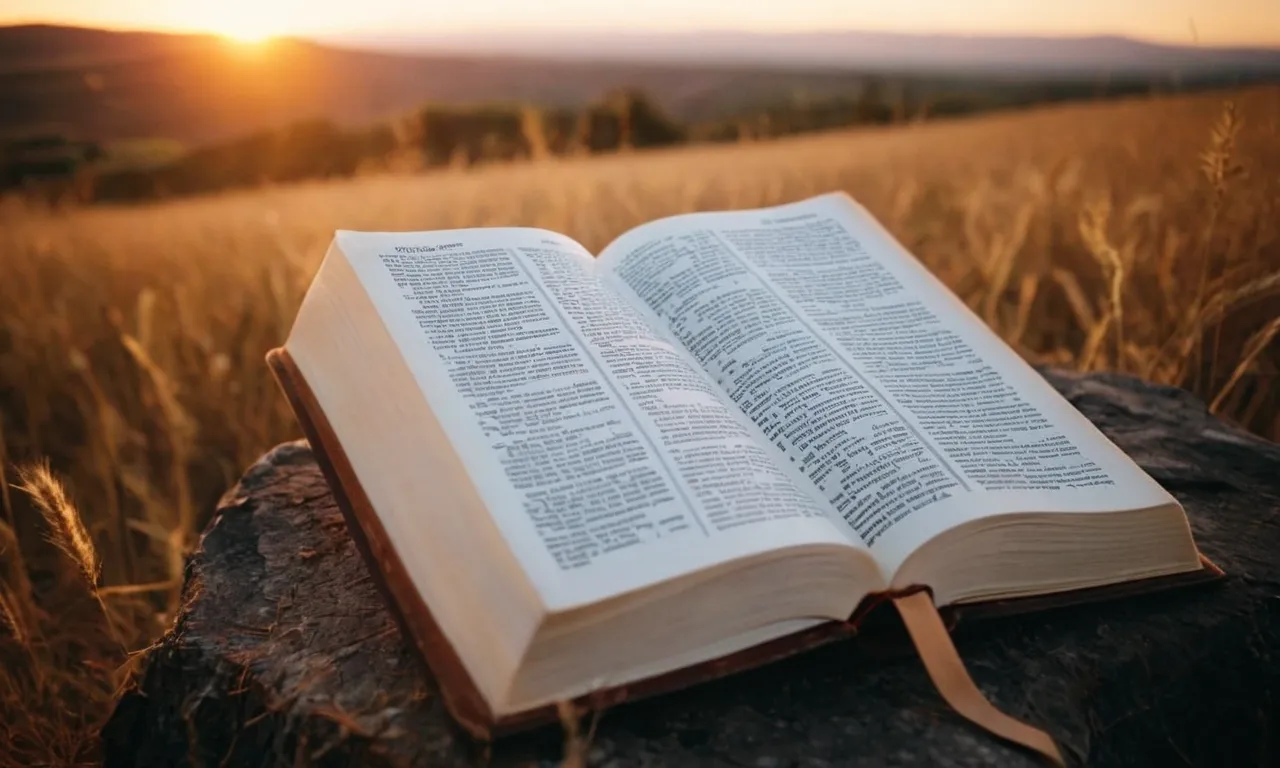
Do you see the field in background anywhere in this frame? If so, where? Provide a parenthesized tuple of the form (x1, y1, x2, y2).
(1, 86, 1278, 764)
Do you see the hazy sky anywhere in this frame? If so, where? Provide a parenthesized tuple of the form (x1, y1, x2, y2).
(4, 0, 1279, 46)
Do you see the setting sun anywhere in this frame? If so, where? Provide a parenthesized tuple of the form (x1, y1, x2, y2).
(189, 0, 301, 44)
(218, 26, 276, 45)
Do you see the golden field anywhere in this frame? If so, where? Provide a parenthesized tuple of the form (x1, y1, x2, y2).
(1, 86, 1278, 763)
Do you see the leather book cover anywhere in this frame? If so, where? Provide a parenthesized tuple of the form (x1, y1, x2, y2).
(266, 347, 1223, 739)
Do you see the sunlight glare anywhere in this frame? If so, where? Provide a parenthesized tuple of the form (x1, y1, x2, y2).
(190, 0, 301, 44)
(220, 26, 275, 45)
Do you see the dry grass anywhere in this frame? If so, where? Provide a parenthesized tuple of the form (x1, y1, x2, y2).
(1, 462, 129, 765)
(0, 86, 1277, 764)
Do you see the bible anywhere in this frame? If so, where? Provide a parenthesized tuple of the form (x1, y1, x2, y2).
(269, 192, 1216, 757)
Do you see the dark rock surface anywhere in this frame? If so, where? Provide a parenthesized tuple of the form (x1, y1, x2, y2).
(102, 369, 1280, 766)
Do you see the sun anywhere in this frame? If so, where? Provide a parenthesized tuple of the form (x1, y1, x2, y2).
(192, 2, 293, 45)
(210, 16, 279, 45)
(219, 26, 276, 45)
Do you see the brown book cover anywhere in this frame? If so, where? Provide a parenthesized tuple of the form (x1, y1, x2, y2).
(266, 347, 1223, 740)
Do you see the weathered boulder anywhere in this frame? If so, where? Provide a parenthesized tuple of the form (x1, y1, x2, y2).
(103, 369, 1280, 766)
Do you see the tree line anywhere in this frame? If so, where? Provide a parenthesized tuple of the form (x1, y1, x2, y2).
(2, 77, 1173, 205)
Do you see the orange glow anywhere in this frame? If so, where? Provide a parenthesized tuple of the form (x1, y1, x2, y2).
(217, 27, 275, 45)
(186, 0, 298, 44)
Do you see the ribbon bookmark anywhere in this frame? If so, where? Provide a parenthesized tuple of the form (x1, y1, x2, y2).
(893, 591, 1065, 766)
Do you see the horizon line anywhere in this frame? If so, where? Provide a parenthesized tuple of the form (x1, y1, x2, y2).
(3, 19, 1280, 51)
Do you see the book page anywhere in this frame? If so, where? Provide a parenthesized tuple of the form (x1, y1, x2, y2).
(598, 194, 1176, 576)
(334, 227, 854, 610)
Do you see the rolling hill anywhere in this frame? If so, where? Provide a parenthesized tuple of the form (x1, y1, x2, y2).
(2, 25, 786, 144)
(345, 28, 1280, 75)
(2, 24, 1278, 146)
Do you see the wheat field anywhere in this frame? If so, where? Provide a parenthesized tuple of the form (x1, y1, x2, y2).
(1, 86, 1278, 764)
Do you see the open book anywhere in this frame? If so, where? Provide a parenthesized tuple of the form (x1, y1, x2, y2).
(271, 193, 1213, 751)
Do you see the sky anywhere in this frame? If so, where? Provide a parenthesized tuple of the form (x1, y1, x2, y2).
(2, 0, 1279, 47)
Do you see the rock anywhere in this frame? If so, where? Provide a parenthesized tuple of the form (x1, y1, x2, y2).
(102, 369, 1280, 766)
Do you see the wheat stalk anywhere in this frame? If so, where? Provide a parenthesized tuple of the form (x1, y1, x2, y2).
(14, 462, 132, 658)
(1200, 100, 1242, 197)
(1008, 273, 1039, 347)
(0, 517, 35, 621)
(1050, 267, 1098, 331)
(97, 579, 181, 597)
(0, 586, 28, 649)
(0, 415, 37, 619)
(1191, 101, 1243, 392)
(0, 413, 12, 529)
(15, 461, 99, 588)
(120, 333, 196, 598)
(1202, 272, 1280, 332)
(1210, 316, 1280, 414)
(1078, 196, 1126, 369)
(521, 106, 552, 163)
(555, 699, 601, 768)
(557, 700, 585, 768)
(1168, 270, 1280, 367)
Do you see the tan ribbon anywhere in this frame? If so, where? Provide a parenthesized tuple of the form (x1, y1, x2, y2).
(894, 591, 1065, 766)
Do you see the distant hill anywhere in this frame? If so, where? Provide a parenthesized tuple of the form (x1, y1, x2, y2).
(0, 25, 872, 143)
(337, 29, 1280, 76)
(2, 24, 1277, 145)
